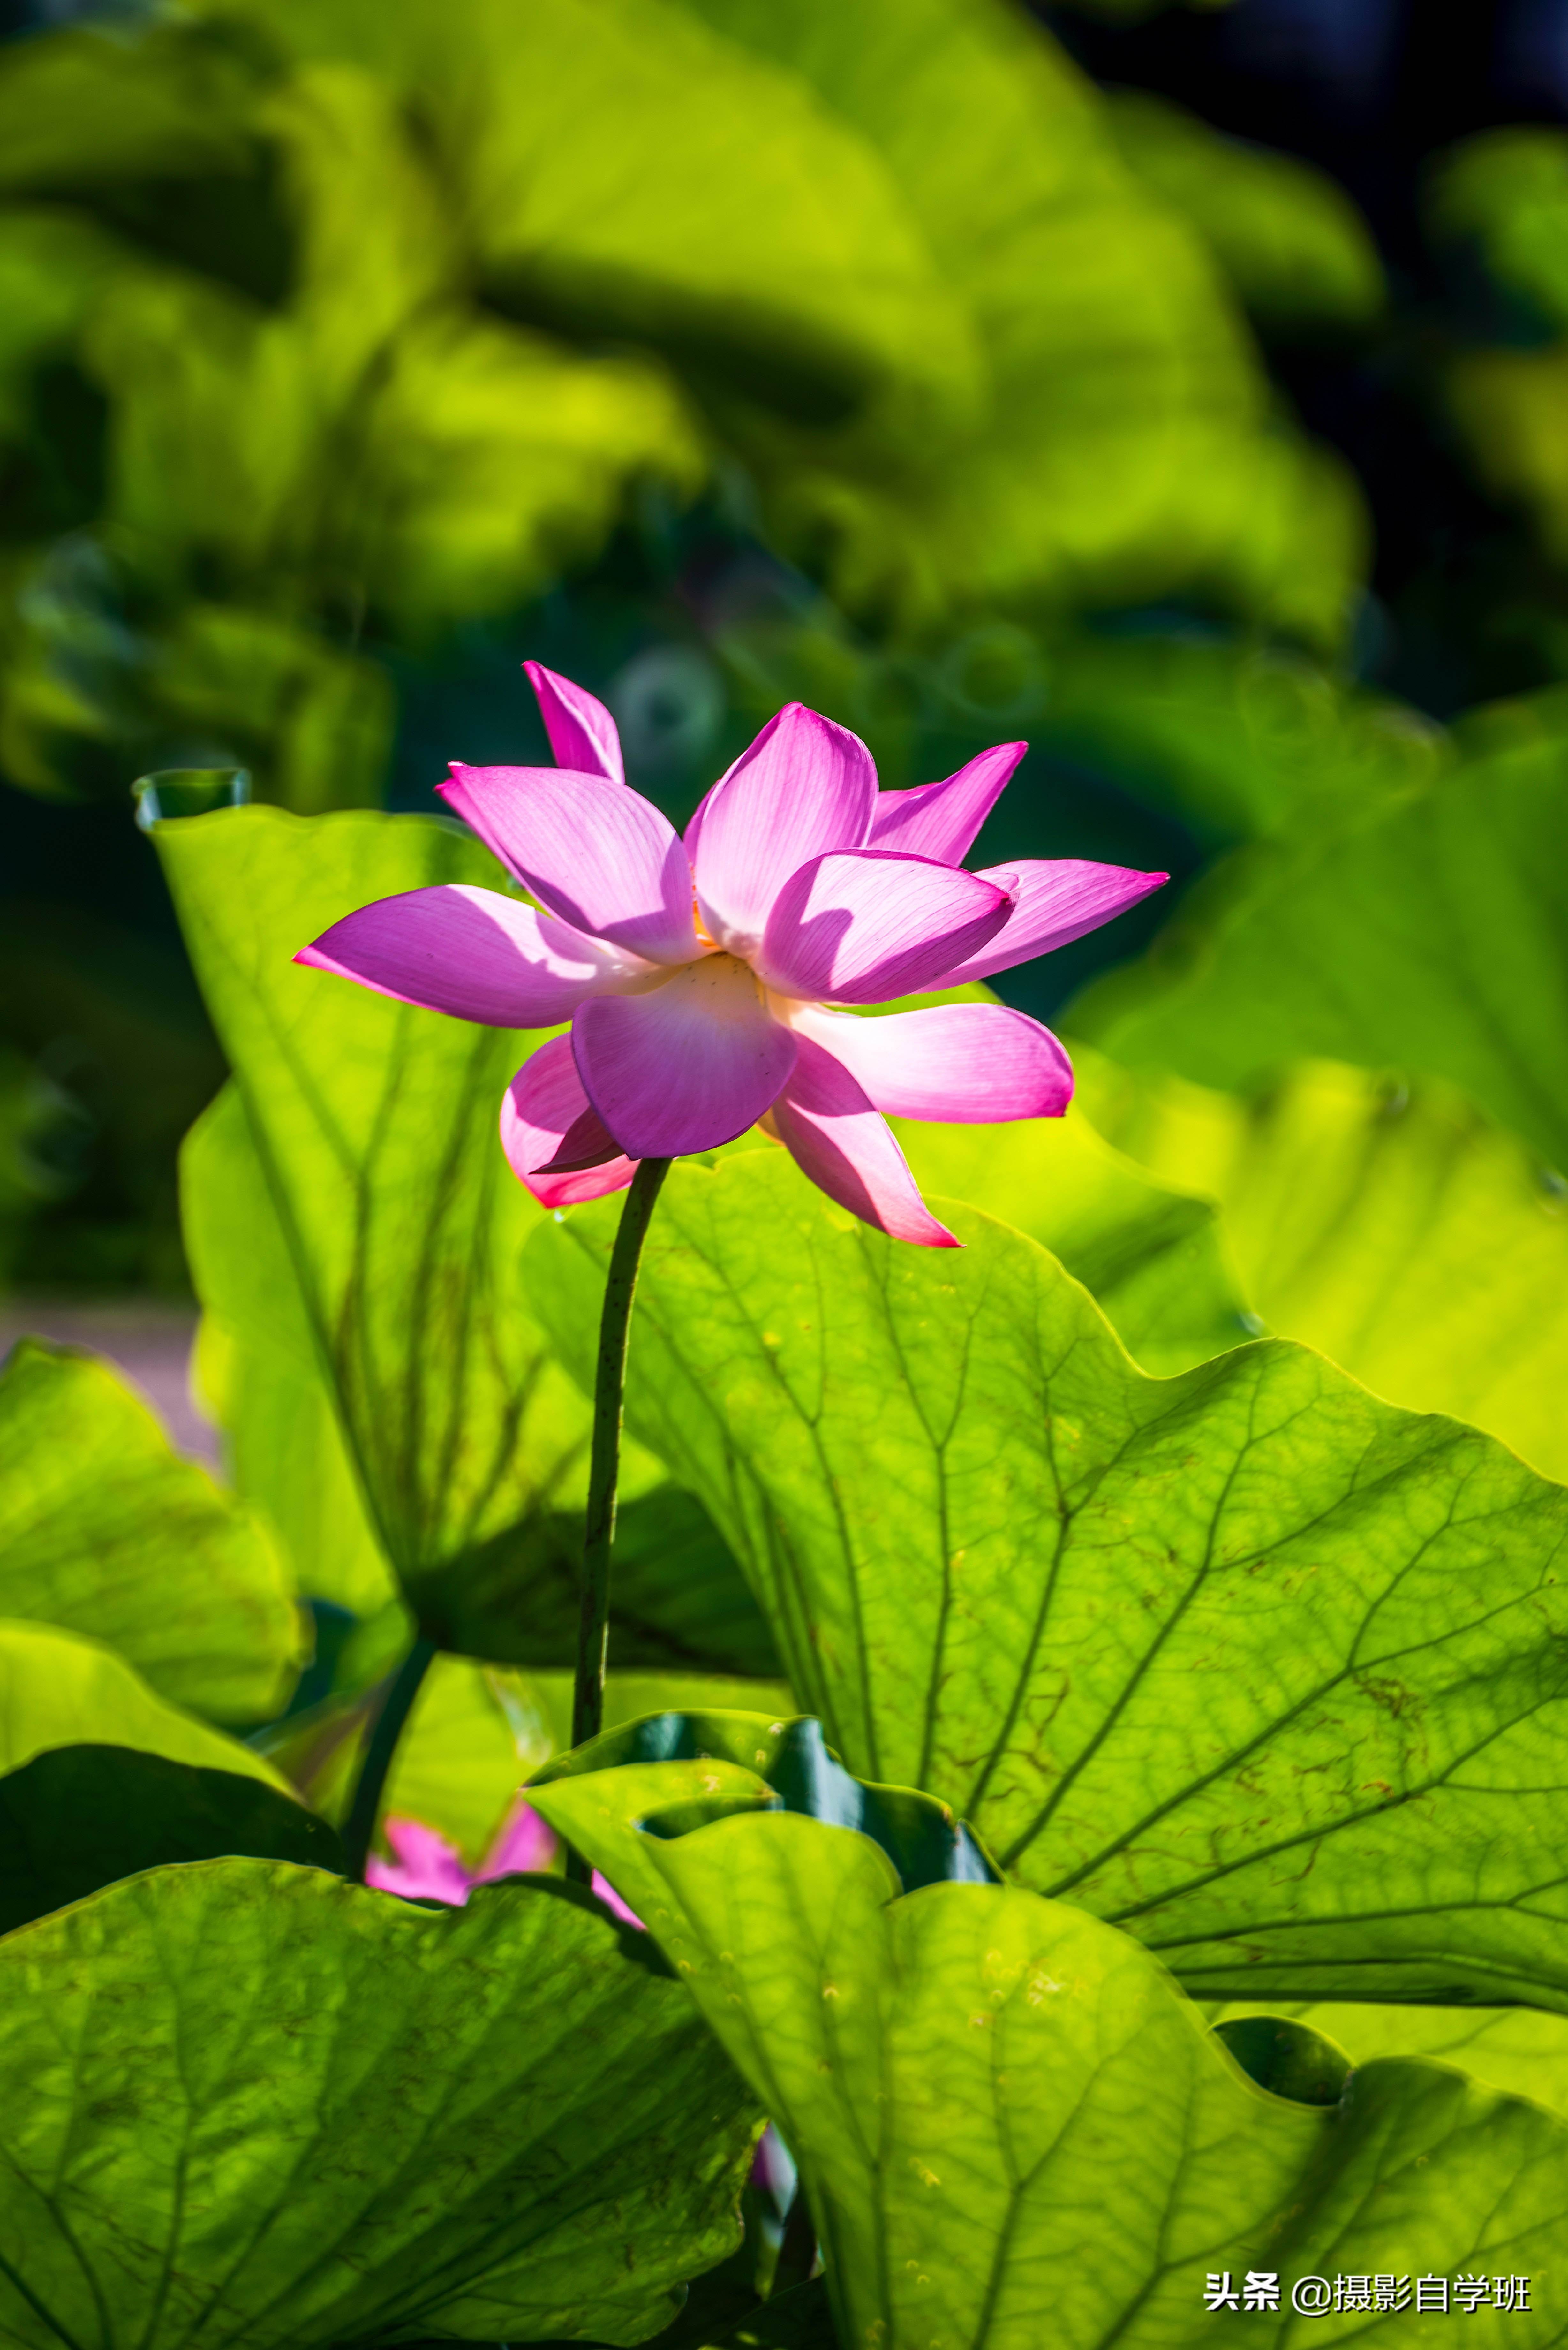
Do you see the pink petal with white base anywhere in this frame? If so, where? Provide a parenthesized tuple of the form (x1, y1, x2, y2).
(296, 884, 650, 1028)
(501, 1037, 638, 1209)
(791, 1001, 1072, 1123)
(769, 1034, 957, 1249)
(925, 860, 1168, 986)
(440, 763, 698, 966)
(865, 742, 1024, 865)
(690, 704, 876, 952)
(757, 850, 1013, 1004)
(574, 957, 797, 1159)
(366, 1817, 471, 1907)
(524, 659, 625, 785)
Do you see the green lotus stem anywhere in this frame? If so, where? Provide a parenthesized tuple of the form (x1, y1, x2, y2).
(566, 1156, 673, 1876)
(343, 1635, 436, 1882)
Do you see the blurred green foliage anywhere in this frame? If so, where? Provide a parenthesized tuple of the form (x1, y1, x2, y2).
(0, 0, 1363, 777)
(1105, 90, 1386, 335)
(4, 0, 1568, 1294)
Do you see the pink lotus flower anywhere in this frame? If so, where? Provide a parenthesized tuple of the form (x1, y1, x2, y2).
(298, 666, 1165, 1246)
(367, 1795, 641, 1927)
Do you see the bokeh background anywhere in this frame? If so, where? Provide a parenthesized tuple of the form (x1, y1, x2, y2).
(4, 0, 1568, 1314)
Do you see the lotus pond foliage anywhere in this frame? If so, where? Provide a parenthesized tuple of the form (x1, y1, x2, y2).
(6, 0, 1568, 2343)
(5, 659, 1568, 2341)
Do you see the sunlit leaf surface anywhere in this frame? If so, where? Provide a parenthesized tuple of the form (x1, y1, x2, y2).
(161, 817, 604, 1593)
(0, 1338, 302, 1719)
(531, 1768, 1568, 2350)
(529, 1152, 1568, 2007)
(1078, 1049, 1568, 1483)
(0, 1620, 293, 1789)
(893, 1103, 1247, 1374)
(0, 1860, 758, 2347)
(167, 802, 777, 1681)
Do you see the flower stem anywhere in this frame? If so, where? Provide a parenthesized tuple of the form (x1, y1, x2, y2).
(565, 1156, 672, 1875)
(343, 1634, 436, 1882)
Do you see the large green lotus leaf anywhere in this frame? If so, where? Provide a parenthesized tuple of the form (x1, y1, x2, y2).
(527, 1782, 1568, 2350)
(160, 804, 611, 1601)
(526, 1151, 1568, 2007)
(184, 1080, 398, 1621)
(0, 1619, 292, 1790)
(1076, 1049, 1568, 1483)
(0, 1859, 759, 2348)
(176, 908, 774, 1675)
(1105, 92, 1385, 333)
(0, 1742, 342, 1935)
(0, 1337, 303, 1719)
(677, 0, 1364, 647)
(1067, 710, 1568, 1174)
(180, 949, 771, 1673)
(193, 1073, 769, 1653)
(893, 1103, 1247, 1374)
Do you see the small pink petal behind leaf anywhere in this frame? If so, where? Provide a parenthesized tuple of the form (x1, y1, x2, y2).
(926, 860, 1168, 986)
(865, 742, 1025, 866)
(524, 660, 625, 786)
(691, 705, 876, 952)
(366, 1817, 473, 1907)
(440, 764, 698, 966)
(791, 1001, 1072, 1123)
(296, 884, 648, 1028)
(478, 1797, 560, 1880)
(769, 1033, 957, 1248)
(501, 1037, 638, 1209)
(573, 958, 797, 1158)
(757, 851, 1012, 1004)
(592, 1870, 644, 1929)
